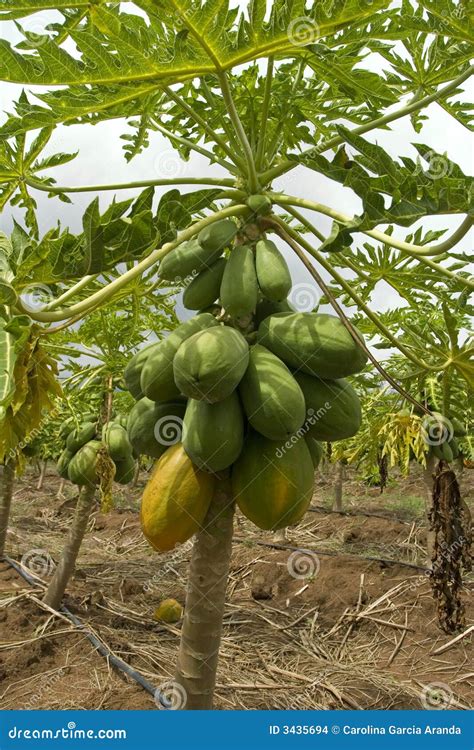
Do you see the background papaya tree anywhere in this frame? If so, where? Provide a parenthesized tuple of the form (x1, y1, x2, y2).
(0, 0, 472, 706)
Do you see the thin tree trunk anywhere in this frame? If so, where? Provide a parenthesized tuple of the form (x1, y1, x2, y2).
(174, 483, 235, 710)
(0, 460, 15, 557)
(56, 478, 66, 499)
(36, 460, 47, 490)
(423, 452, 436, 565)
(333, 461, 344, 512)
(132, 462, 140, 488)
(43, 485, 96, 609)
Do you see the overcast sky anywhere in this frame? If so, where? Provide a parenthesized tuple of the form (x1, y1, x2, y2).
(0, 9, 472, 321)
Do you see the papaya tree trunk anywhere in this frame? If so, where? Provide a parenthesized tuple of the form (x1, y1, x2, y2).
(174, 484, 235, 709)
(0, 460, 15, 557)
(43, 485, 96, 609)
(423, 452, 436, 565)
(332, 461, 344, 512)
(36, 460, 47, 490)
(56, 478, 66, 499)
(132, 461, 140, 488)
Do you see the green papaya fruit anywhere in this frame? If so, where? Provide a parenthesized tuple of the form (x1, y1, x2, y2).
(448, 437, 459, 460)
(239, 344, 306, 440)
(431, 444, 444, 460)
(59, 419, 74, 439)
(305, 436, 324, 468)
(173, 326, 249, 403)
(441, 442, 454, 462)
(183, 258, 227, 311)
(114, 454, 136, 485)
(220, 244, 258, 318)
(254, 297, 293, 326)
(450, 417, 467, 437)
(232, 431, 314, 530)
(115, 414, 129, 429)
(102, 422, 133, 461)
(246, 195, 272, 215)
(159, 239, 222, 282)
(127, 397, 186, 458)
(57, 449, 73, 479)
(258, 312, 368, 379)
(255, 239, 292, 302)
(198, 219, 237, 253)
(66, 422, 97, 454)
(182, 392, 244, 472)
(140, 314, 218, 402)
(294, 373, 362, 442)
(68, 440, 102, 487)
(124, 341, 161, 400)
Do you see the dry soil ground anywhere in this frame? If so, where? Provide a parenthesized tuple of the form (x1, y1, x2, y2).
(0, 463, 472, 711)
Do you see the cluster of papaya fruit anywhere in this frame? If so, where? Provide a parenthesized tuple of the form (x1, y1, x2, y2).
(425, 412, 466, 463)
(123, 218, 367, 551)
(57, 413, 135, 486)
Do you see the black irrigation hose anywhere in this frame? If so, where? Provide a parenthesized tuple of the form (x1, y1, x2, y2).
(233, 537, 430, 573)
(1, 555, 171, 709)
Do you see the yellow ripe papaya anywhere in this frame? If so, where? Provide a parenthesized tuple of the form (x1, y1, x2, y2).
(232, 431, 314, 530)
(153, 598, 183, 623)
(140, 443, 215, 552)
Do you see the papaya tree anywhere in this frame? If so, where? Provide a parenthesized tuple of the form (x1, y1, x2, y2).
(42, 290, 178, 609)
(0, 0, 472, 704)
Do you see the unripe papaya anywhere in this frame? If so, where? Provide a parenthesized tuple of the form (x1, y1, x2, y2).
(59, 419, 74, 439)
(258, 312, 367, 379)
(66, 422, 97, 454)
(127, 397, 186, 458)
(140, 443, 215, 552)
(232, 431, 314, 530)
(239, 344, 306, 440)
(114, 453, 136, 485)
(183, 258, 226, 311)
(57, 449, 73, 480)
(450, 417, 467, 437)
(295, 373, 362, 442)
(68, 440, 102, 487)
(246, 194, 272, 215)
(102, 422, 133, 461)
(220, 244, 258, 318)
(254, 297, 293, 326)
(448, 438, 459, 460)
(198, 219, 237, 253)
(255, 239, 292, 302)
(182, 392, 244, 472)
(140, 314, 218, 402)
(305, 436, 324, 468)
(159, 239, 222, 282)
(173, 326, 249, 403)
(441, 442, 454, 462)
(124, 342, 161, 400)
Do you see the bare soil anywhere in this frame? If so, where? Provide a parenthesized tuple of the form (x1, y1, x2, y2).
(0, 464, 472, 711)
